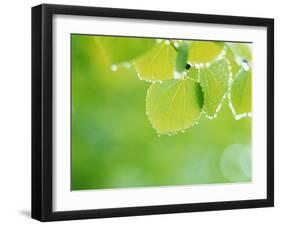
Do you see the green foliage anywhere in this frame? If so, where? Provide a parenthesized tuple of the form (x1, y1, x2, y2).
(146, 79, 203, 135)
(228, 43, 252, 63)
(188, 41, 224, 64)
(187, 66, 199, 81)
(199, 59, 230, 117)
(230, 67, 252, 115)
(225, 46, 240, 78)
(71, 35, 252, 190)
(134, 40, 177, 81)
(71, 36, 252, 136)
(134, 40, 251, 134)
(175, 42, 188, 74)
(95, 36, 155, 63)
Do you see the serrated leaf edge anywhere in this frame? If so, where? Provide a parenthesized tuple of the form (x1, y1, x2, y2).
(228, 67, 252, 120)
(133, 42, 176, 83)
(145, 78, 203, 136)
(198, 58, 232, 119)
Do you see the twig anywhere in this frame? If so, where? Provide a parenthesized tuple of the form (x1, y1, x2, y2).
(169, 40, 178, 51)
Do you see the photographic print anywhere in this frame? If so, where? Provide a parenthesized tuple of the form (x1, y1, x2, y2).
(71, 35, 252, 190)
(32, 4, 273, 221)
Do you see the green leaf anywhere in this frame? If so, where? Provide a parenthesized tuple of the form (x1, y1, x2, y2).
(199, 59, 230, 117)
(228, 43, 252, 63)
(134, 41, 177, 81)
(225, 46, 240, 78)
(95, 36, 155, 63)
(175, 42, 188, 73)
(146, 78, 203, 135)
(187, 66, 199, 81)
(188, 41, 224, 64)
(230, 67, 252, 115)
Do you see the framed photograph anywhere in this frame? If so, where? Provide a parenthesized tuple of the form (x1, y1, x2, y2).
(32, 4, 274, 221)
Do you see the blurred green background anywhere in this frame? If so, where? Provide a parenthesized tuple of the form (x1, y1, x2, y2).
(71, 34, 252, 190)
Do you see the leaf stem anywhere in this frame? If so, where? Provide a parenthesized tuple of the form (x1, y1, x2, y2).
(169, 40, 178, 52)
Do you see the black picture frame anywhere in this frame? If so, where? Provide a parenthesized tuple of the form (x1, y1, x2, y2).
(32, 3, 274, 222)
